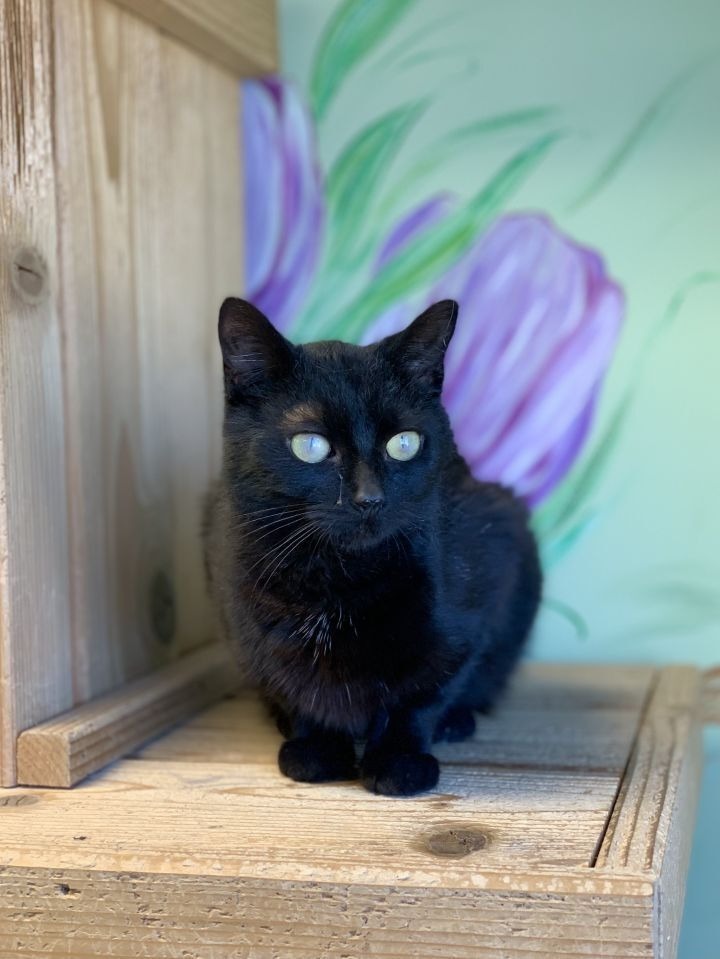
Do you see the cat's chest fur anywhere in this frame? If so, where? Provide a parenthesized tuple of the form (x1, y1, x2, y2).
(246, 553, 456, 734)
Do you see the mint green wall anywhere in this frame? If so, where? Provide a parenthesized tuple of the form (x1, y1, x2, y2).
(278, 0, 720, 951)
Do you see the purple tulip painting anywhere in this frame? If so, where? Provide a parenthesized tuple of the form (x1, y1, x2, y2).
(243, 79, 324, 335)
(243, 69, 625, 565)
(364, 210, 624, 507)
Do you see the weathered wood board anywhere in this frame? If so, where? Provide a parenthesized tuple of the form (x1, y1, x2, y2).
(0, 0, 75, 786)
(16, 641, 239, 787)
(1, 0, 268, 785)
(0, 663, 703, 958)
(52, 0, 242, 699)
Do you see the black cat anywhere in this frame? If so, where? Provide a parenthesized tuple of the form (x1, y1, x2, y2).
(204, 297, 542, 796)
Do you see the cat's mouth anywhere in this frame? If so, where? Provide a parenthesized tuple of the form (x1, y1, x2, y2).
(305, 503, 408, 554)
(329, 513, 394, 552)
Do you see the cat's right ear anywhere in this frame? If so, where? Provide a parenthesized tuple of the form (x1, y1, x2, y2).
(218, 298, 295, 402)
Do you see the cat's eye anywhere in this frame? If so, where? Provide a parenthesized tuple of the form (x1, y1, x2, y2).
(290, 433, 331, 464)
(386, 431, 422, 462)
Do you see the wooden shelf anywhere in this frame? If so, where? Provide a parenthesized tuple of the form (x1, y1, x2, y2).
(0, 663, 701, 958)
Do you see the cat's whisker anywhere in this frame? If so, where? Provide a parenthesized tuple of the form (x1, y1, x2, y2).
(225, 510, 307, 538)
(305, 524, 329, 570)
(241, 506, 308, 524)
(243, 525, 306, 577)
(243, 503, 307, 516)
(254, 527, 318, 597)
(243, 516, 308, 539)
(250, 522, 318, 595)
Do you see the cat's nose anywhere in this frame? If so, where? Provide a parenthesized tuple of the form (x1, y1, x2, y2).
(353, 488, 385, 511)
(352, 465, 385, 511)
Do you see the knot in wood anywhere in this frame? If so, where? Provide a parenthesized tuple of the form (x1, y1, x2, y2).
(424, 825, 488, 858)
(149, 570, 176, 645)
(11, 247, 49, 304)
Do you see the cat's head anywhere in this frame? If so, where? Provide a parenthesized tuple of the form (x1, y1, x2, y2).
(217, 297, 458, 550)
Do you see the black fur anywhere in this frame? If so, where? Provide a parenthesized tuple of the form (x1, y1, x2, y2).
(204, 297, 542, 796)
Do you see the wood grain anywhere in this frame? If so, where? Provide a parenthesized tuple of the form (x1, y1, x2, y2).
(654, 718, 702, 958)
(141, 662, 656, 775)
(15, 641, 239, 787)
(0, 868, 655, 959)
(52, 0, 242, 700)
(4, 665, 656, 884)
(595, 666, 700, 871)
(592, 667, 703, 956)
(0, 0, 75, 785)
(1, 664, 701, 958)
(109, 0, 278, 75)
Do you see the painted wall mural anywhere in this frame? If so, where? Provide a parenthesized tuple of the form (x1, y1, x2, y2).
(245, 76, 623, 525)
(249, 0, 720, 663)
(245, 1, 720, 949)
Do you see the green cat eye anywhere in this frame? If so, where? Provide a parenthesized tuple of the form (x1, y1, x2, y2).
(386, 431, 422, 462)
(290, 433, 331, 464)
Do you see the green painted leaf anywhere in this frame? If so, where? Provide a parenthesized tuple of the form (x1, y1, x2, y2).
(537, 506, 600, 569)
(302, 131, 560, 341)
(325, 101, 428, 264)
(533, 404, 628, 544)
(374, 13, 456, 70)
(311, 0, 418, 121)
(541, 597, 590, 641)
(382, 105, 559, 215)
(570, 55, 715, 210)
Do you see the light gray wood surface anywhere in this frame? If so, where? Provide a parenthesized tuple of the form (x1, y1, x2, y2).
(0, 663, 703, 957)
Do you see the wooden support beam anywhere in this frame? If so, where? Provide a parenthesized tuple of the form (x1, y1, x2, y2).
(109, 0, 278, 75)
(16, 642, 239, 787)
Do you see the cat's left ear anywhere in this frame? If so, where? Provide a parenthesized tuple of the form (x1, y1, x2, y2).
(381, 300, 458, 395)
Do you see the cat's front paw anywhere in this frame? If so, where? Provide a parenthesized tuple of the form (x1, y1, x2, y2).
(278, 737, 357, 783)
(361, 751, 439, 796)
(433, 705, 476, 743)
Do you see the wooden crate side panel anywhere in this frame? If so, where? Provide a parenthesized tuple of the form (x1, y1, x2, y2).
(595, 666, 700, 871)
(0, 868, 655, 959)
(654, 720, 703, 959)
(0, 0, 74, 785)
(52, 0, 242, 700)
(110, 0, 278, 76)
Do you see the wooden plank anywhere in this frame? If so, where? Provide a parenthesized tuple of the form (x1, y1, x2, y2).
(16, 642, 239, 787)
(0, 0, 74, 785)
(702, 665, 720, 723)
(139, 669, 653, 776)
(0, 868, 655, 959)
(8, 665, 652, 880)
(1, 664, 699, 957)
(52, 0, 242, 700)
(654, 719, 702, 958)
(4, 760, 627, 876)
(595, 666, 700, 872)
(109, 0, 278, 75)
